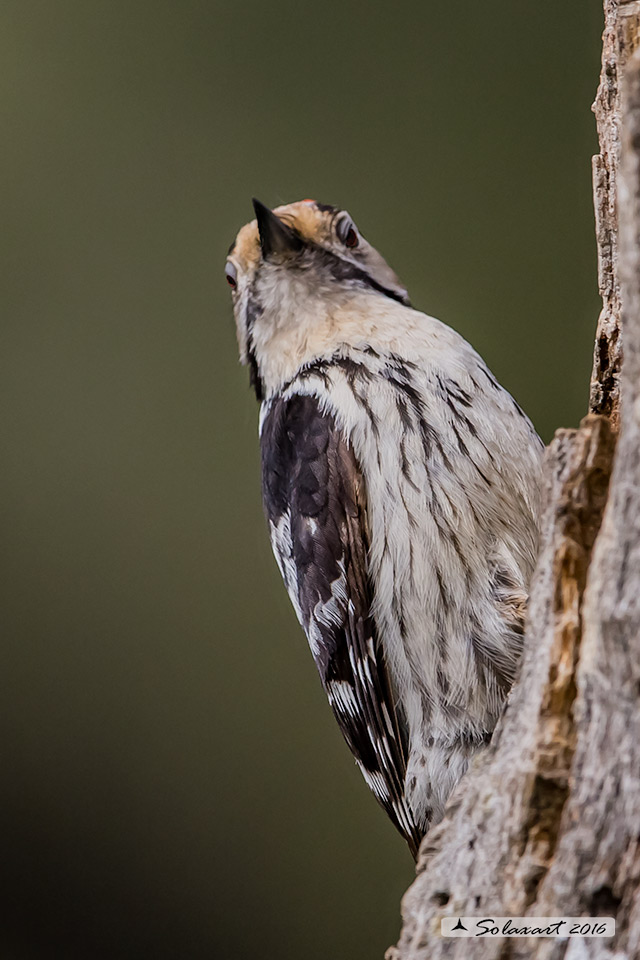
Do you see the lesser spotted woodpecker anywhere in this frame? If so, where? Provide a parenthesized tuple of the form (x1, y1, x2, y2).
(226, 198, 544, 858)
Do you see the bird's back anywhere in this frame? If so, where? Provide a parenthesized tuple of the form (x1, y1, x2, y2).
(261, 305, 543, 830)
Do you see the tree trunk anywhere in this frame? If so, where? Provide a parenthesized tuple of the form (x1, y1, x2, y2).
(388, 3, 640, 957)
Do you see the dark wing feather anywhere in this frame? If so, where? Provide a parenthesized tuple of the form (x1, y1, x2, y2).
(261, 392, 422, 856)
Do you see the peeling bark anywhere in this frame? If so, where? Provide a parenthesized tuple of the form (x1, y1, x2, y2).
(590, 0, 640, 422)
(388, 3, 640, 958)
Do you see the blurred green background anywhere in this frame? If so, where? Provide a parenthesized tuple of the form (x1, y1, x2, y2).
(1, 2, 602, 958)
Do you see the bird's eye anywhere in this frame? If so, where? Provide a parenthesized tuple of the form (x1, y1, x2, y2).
(225, 262, 238, 288)
(337, 216, 359, 249)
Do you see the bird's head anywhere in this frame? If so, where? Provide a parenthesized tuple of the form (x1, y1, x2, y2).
(225, 199, 410, 398)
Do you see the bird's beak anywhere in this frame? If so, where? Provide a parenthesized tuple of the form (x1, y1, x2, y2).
(252, 198, 304, 259)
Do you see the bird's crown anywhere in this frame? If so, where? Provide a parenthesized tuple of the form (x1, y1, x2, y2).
(226, 198, 409, 304)
(225, 198, 410, 398)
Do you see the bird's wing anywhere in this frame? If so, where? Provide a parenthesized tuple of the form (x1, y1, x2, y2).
(260, 391, 422, 857)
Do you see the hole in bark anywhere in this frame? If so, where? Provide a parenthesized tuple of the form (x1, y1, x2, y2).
(521, 775, 569, 906)
(475, 896, 482, 908)
(598, 333, 610, 373)
(523, 864, 546, 904)
(432, 891, 450, 906)
(590, 885, 621, 916)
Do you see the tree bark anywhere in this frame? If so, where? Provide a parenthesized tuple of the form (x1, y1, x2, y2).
(590, 0, 640, 422)
(388, 3, 640, 957)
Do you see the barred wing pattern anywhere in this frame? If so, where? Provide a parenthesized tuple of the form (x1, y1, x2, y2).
(260, 392, 423, 857)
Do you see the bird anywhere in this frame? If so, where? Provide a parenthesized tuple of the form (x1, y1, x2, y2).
(225, 198, 544, 858)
